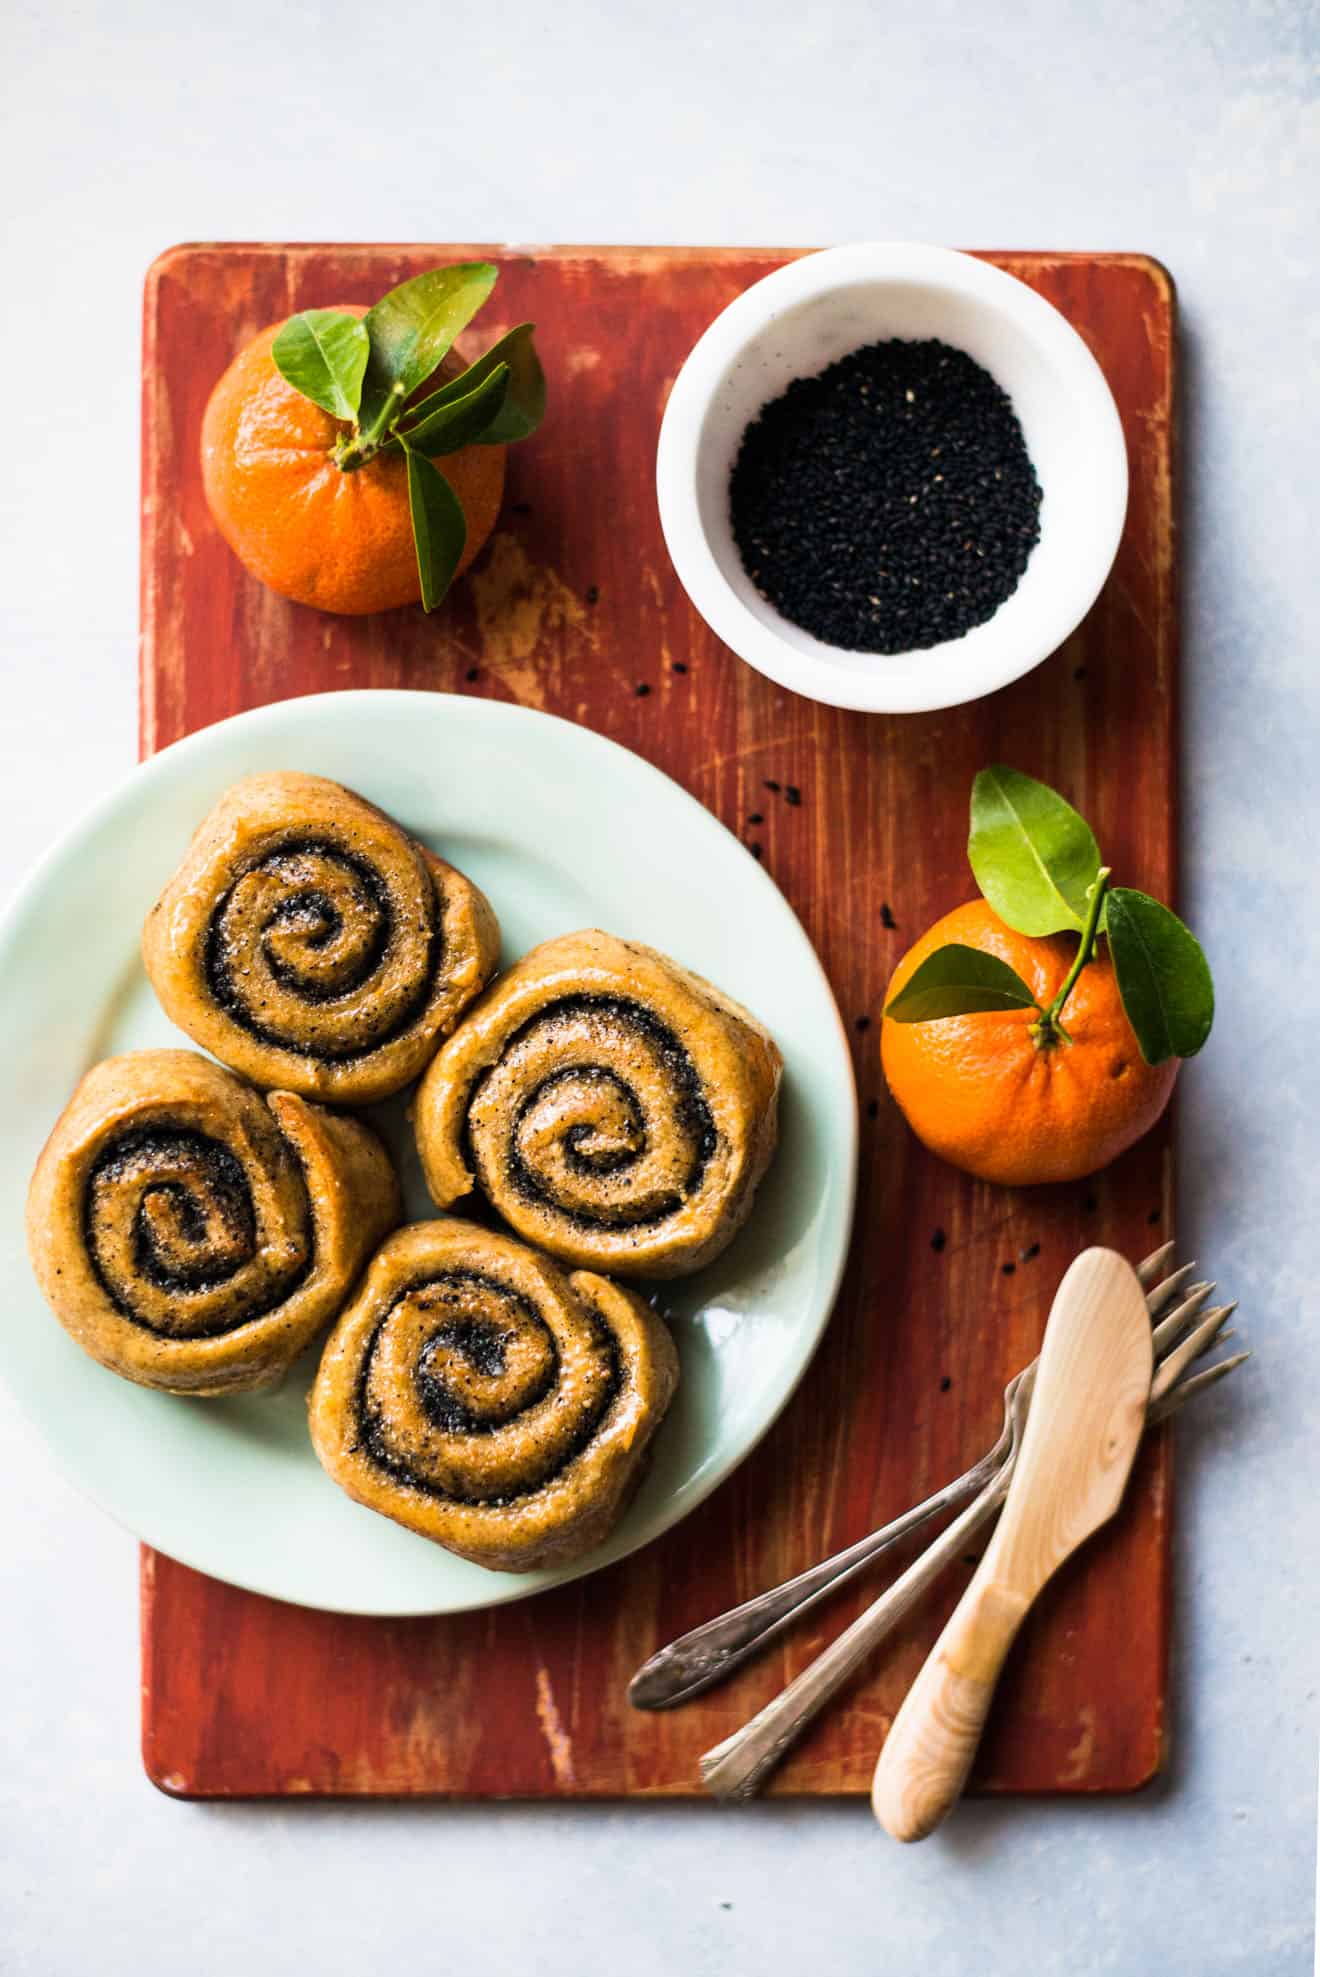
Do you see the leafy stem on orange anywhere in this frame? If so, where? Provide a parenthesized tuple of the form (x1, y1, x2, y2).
(271, 266, 545, 610)
(1028, 867, 1111, 1052)
(884, 768, 1213, 1068)
(333, 381, 410, 472)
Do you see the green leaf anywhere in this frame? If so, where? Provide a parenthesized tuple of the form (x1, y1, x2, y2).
(397, 362, 511, 454)
(403, 446, 468, 613)
(884, 944, 1041, 1023)
(400, 323, 546, 447)
(467, 323, 546, 442)
(969, 766, 1102, 936)
(359, 262, 499, 431)
(1106, 889, 1214, 1064)
(271, 310, 370, 422)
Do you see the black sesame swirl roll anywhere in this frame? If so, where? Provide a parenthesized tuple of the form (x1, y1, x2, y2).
(414, 930, 782, 1278)
(308, 1219, 680, 1571)
(142, 772, 500, 1105)
(25, 1049, 400, 1395)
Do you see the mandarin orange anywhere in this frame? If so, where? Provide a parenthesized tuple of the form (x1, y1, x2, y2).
(881, 899, 1177, 1187)
(200, 307, 505, 615)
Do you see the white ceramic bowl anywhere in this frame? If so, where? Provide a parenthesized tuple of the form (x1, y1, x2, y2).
(656, 243, 1128, 715)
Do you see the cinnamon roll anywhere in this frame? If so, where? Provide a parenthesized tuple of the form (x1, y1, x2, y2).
(26, 1049, 400, 1395)
(308, 1219, 679, 1570)
(414, 930, 782, 1278)
(142, 772, 500, 1105)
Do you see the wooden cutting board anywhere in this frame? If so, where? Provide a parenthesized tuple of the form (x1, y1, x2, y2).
(139, 244, 1177, 1798)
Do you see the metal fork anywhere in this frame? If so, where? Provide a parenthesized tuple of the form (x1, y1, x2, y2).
(629, 1369, 1033, 1712)
(629, 1245, 1247, 1799)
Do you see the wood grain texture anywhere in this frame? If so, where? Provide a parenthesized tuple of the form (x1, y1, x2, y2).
(138, 244, 1178, 1799)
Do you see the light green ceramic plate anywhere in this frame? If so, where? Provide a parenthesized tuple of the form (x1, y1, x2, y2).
(0, 691, 856, 1616)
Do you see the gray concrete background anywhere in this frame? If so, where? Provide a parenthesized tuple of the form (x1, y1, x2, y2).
(1, 2, 1315, 1970)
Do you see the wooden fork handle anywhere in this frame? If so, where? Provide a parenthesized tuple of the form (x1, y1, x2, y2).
(871, 1578, 1030, 1842)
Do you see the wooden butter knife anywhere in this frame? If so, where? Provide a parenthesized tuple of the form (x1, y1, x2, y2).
(871, 1246, 1153, 1843)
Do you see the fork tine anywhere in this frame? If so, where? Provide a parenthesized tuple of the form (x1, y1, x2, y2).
(1152, 1282, 1215, 1354)
(1145, 1260, 1200, 1317)
(1148, 1350, 1250, 1424)
(1151, 1301, 1238, 1402)
(1137, 1241, 1177, 1288)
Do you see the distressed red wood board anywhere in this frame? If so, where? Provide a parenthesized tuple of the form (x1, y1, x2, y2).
(139, 244, 1177, 1798)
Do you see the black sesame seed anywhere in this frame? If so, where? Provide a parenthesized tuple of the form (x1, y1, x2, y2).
(1147, 1206, 1162, 1225)
(672, 661, 688, 674)
(855, 1015, 871, 1032)
(635, 682, 651, 697)
(749, 842, 764, 861)
(585, 585, 600, 606)
(465, 667, 479, 682)
(880, 903, 897, 929)
(729, 338, 1042, 653)
(785, 785, 802, 807)
(866, 1098, 879, 1120)
(931, 1228, 947, 1254)
(1073, 664, 1088, 681)
(512, 501, 533, 515)
(940, 1376, 952, 1393)
(1001, 1261, 1016, 1276)
(764, 779, 781, 793)
(747, 812, 764, 826)
(1020, 1242, 1041, 1262)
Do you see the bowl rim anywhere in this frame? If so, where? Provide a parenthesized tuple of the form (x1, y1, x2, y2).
(655, 241, 1129, 715)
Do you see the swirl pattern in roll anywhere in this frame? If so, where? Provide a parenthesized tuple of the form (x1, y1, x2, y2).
(414, 930, 782, 1277)
(308, 1219, 680, 1570)
(142, 772, 500, 1105)
(26, 1049, 400, 1394)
